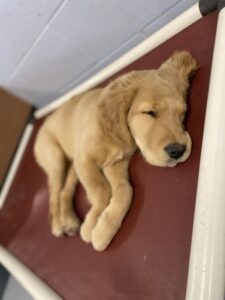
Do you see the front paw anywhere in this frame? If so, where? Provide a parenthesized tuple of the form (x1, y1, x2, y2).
(92, 215, 121, 251)
(51, 218, 64, 237)
(61, 213, 80, 236)
(80, 221, 93, 243)
(80, 209, 102, 243)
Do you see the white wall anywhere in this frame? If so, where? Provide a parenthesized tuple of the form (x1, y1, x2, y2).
(0, 0, 197, 106)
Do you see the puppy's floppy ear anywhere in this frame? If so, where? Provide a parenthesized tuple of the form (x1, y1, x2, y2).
(98, 71, 141, 145)
(160, 50, 199, 80)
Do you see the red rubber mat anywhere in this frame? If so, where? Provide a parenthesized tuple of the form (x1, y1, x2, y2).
(0, 12, 217, 300)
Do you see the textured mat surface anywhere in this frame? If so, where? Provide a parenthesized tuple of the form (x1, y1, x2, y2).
(0, 12, 217, 300)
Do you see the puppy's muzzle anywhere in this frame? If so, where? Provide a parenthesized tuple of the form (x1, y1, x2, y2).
(164, 143, 186, 160)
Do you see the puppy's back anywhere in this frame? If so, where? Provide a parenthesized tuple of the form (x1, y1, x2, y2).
(35, 93, 84, 161)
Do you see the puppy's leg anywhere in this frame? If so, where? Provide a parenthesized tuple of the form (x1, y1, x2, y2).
(60, 163, 80, 236)
(34, 130, 67, 237)
(48, 170, 65, 237)
(76, 159, 111, 243)
(92, 160, 133, 251)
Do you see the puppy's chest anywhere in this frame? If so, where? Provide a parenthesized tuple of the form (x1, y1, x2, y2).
(102, 147, 134, 167)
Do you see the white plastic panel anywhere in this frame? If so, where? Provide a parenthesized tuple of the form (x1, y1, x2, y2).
(50, 0, 180, 61)
(143, 0, 197, 36)
(186, 7, 225, 300)
(7, 27, 94, 105)
(0, 0, 63, 84)
(1, 0, 197, 106)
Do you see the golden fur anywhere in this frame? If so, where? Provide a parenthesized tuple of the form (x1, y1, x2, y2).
(34, 51, 198, 251)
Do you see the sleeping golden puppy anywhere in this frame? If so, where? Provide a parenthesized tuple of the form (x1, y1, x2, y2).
(34, 50, 198, 251)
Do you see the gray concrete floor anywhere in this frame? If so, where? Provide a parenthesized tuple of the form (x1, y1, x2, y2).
(0, 265, 32, 300)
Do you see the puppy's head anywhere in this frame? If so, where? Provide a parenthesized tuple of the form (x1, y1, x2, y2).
(99, 50, 198, 167)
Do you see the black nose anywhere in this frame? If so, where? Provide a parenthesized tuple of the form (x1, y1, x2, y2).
(164, 143, 186, 160)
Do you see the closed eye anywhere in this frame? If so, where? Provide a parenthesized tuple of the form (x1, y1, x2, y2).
(143, 110, 157, 118)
